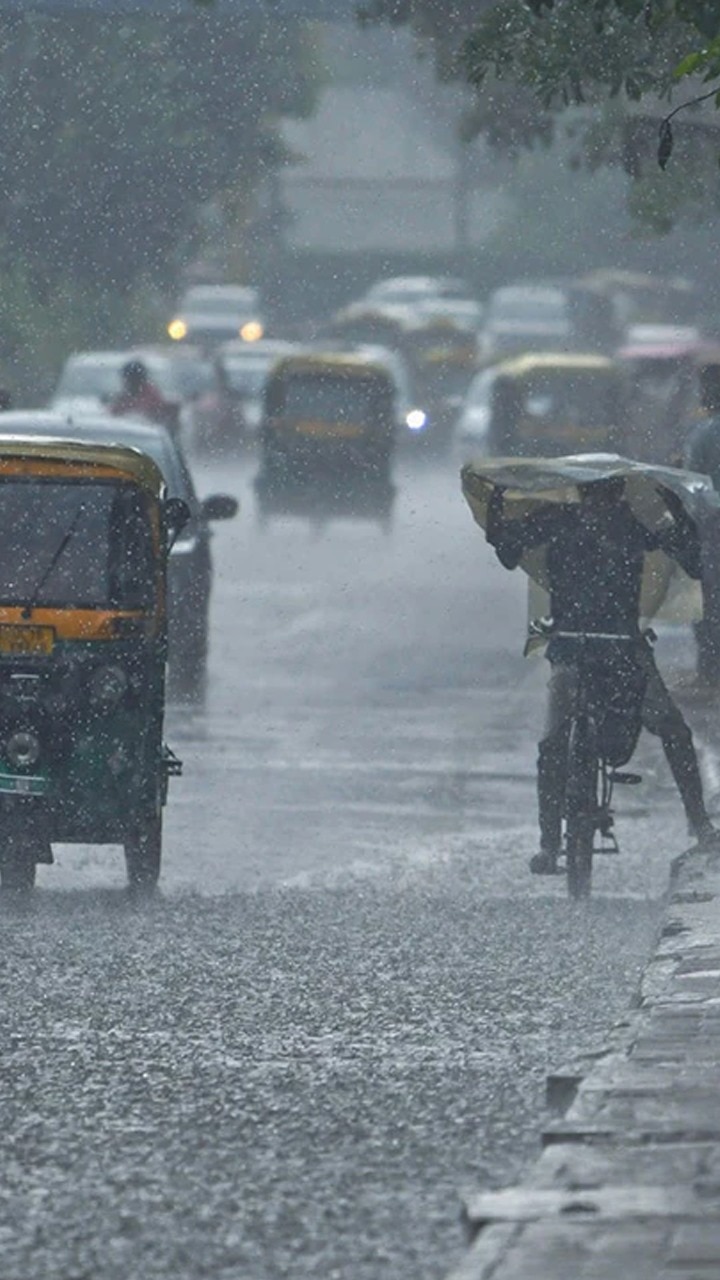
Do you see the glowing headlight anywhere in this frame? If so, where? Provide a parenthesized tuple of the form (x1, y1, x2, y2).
(90, 665, 128, 710)
(5, 730, 40, 769)
(168, 318, 188, 341)
(406, 409, 427, 431)
(239, 321, 264, 342)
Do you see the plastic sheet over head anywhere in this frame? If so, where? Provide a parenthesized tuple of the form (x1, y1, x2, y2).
(461, 452, 720, 626)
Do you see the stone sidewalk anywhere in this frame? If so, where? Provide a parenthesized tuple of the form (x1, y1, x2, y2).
(444, 845, 720, 1280)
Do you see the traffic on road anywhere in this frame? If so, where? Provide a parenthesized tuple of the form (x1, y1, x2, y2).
(1, 263, 720, 1277)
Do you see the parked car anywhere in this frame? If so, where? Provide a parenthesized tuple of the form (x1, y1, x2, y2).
(0, 411, 237, 703)
(167, 284, 265, 350)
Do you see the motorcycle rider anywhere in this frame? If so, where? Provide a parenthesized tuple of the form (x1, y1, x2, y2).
(110, 359, 174, 428)
(486, 475, 718, 873)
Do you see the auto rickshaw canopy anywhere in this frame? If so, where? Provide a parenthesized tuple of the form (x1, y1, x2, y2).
(0, 436, 166, 497)
(268, 351, 396, 383)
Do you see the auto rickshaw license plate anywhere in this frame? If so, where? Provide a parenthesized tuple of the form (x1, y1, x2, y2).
(295, 420, 365, 439)
(0, 624, 54, 655)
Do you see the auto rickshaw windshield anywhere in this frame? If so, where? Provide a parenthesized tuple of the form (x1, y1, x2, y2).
(517, 369, 621, 427)
(275, 373, 389, 423)
(0, 477, 155, 610)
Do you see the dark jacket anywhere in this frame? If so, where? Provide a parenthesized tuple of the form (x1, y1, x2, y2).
(486, 494, 701, 658)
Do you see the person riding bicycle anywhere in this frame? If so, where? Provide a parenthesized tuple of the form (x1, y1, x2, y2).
(486, 475, 718, 874)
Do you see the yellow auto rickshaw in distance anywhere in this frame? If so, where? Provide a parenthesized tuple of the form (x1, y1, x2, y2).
(0, 437, 188, 892)
(463, 352, 627, 458)
(254, 352, 397, 530)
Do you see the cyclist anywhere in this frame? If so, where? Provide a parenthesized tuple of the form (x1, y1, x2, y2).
(486, 475, 718, 873)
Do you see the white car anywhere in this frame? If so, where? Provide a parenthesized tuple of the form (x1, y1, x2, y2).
(481, 286, 572, 359)
(364, 275, 469, 308)
(168, 284, 265, 347)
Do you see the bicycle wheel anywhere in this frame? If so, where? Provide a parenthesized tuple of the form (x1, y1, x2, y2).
(565, 716, 599, 900)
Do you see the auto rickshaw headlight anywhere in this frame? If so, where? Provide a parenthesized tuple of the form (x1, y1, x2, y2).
(6, 730, 40, 769)
(90, 665, 128, 711)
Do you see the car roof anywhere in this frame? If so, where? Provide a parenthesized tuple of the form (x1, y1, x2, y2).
(0, 411, 194, 503)
(0, 410, 168, 441)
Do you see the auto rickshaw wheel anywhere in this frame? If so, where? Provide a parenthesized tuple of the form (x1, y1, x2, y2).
(124, 813, 162, 894)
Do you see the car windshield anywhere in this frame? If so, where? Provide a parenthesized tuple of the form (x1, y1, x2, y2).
(222, 359, 271, 396)
(56, 360, 125, 398)
(55, 356, 196, 402)
(489, 292, 568, 323)
(0, 479, 155, 609)
(280, 374, 384, 423)
(183, 290, 256, 316)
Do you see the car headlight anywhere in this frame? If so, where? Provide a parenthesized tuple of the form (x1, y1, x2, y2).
(90, 665, 128, 710)
(168, 318, 188, 341)
(239, 321, 264, 342)
(406, 409, 427, 431)
(5, 730, 40, 769)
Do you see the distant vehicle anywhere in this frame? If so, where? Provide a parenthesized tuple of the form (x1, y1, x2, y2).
(50, 349, 211, 444)
(454, 353, 625, 460)
(255, 353, 397, 531)
(193, 339, 299, 453)
(617, 337, 720, 464)
(363, 276, 469, 307)
(323, 341, 431, 443)
(167, 284, 265, 349)
(481, 283, 621, 359)
(581, 270, 700, 330)
(0, 412, 237, 703)
(414, 297, 484, 333)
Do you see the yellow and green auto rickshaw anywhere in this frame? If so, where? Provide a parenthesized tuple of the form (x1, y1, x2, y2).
(0, 437, 188, 892)
(464, 352, 627, 458)
(254, 353, 397, 529)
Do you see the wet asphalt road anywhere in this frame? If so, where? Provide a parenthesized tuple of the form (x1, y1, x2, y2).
(0, 458, 694, 1279)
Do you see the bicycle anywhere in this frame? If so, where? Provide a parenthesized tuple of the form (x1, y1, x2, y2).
(530, 621, 650, 899)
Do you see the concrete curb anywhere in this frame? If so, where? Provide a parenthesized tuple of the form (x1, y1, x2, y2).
(444, 845, 720, 1280)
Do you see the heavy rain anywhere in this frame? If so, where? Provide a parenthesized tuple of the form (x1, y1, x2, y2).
(1, 2, 720, 1278)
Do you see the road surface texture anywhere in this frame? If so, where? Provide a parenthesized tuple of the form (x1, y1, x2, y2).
(0, 460, 698, 1279)
(450, 840, 720, 1280)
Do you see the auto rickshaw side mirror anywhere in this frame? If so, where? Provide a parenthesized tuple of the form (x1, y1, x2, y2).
(164, 497, 192, 547)
(201, 494, 239, 521)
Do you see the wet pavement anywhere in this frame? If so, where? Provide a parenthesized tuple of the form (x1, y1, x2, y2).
(0, 459, 694, 1279)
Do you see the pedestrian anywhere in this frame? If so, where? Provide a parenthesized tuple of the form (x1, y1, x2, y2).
(685, 363, 720, 684)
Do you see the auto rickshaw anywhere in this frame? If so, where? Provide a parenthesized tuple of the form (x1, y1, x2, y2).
(254, 353, 396, 529)
(0, 437, 188, 893)
(617, 338, 720, 464)
(473, 353, 626, 458)
(403, 319, 479, 454)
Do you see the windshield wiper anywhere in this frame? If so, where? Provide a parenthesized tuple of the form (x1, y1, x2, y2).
(21, 503, 86, 619)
